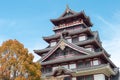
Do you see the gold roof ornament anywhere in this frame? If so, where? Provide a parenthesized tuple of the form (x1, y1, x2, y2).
(59, 41, 66, 50)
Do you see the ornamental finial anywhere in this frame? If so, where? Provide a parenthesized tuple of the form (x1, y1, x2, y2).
(66, 4, 70, 13)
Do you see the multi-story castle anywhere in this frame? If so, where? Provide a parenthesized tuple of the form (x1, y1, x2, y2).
(34, 6, 119, 80)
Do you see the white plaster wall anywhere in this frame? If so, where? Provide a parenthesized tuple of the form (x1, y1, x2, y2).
(69, 64, 76, 69)
(72, 77, 76, 80)
(67, 38, 72, 43)
(93, 60, 99, 65)
(79, 36, 86, 41)
(94, 74, 105, 80)
(50, 42, 56, 46)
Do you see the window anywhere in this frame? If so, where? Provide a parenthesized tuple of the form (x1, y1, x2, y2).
(61, 65, 68, 69)
(77, 76, 84, 80)
(85, 75, 93, 80)
(85, 47, 94, 52)
(93, 60, 99, 65)
(67, 38, 72, 43)
(77, 62, 84, 68)
(69, 64, 76, 69)
(46, 67, 52, 73)
(64, 77, 71, 80)
(85, 61, 91, 67)
(77, 75, 93, 80)
(72, 77, 76, 80)
(79, 36, 86, 41)
(72, 37, 79, 43)
(50, 41, 56, 46)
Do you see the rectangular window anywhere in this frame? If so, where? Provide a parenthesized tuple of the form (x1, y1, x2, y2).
(67, 38, 72, 43)
(79, 36, 86, 41)
(85, 47, 94, 52)
(77, 76, 84, 80)
(94, 74, 105, 80)
(85, 48, 92, 51)
(69, 64, 76, 69)
(64, 77, 71, 80)
(85, 75, 93, 80)
(85, 61, 91, 67)
(50, 42, 56, 46)
(77, 62, 84, 68)
(46, 67, 52, 73)
(72, 77, 76, 80)
(77, 75, 93, 80)
(72, 37, 79, 43)
(93, 60, 99, 65)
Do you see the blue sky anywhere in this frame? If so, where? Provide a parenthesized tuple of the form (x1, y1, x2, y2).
(0, 0, 120, 67)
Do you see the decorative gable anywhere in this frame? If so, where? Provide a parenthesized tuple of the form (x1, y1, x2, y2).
(41, 39, 93, 62)
(46, 46, 85, 61)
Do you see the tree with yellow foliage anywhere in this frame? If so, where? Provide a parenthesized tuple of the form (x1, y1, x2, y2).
(0, 39, 41, 80)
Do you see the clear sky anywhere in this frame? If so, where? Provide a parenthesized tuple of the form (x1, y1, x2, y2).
(0, 0, 120, 67)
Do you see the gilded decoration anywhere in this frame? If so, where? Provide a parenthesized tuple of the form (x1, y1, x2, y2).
(59, 41, 66, 50)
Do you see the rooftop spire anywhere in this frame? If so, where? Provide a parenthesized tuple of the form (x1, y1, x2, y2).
(66, 4, 71, 13)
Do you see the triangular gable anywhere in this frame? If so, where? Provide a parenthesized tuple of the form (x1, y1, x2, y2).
(58, 5, 77, 18)
(61, 10, 74, 18)
(41, 39, 93, 62)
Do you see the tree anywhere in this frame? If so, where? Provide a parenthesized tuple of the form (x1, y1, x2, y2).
(0, 39, 41, 80)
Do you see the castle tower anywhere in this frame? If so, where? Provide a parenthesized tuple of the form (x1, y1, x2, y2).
(34, 6, 119, 80)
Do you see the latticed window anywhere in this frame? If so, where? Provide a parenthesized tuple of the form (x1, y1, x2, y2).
(85, 61, 91, 67)
(69, 64, 76, 69)
(77, 76, 84, 80)
(77, 62, 84, 68)
(72, 37, 79, 43)
(67, 38, 72, 43)
(77, 75, 93, 80)
(79, 36, 86, 41)
(85, 75, 93, 80)
(64, 77, 71, 80)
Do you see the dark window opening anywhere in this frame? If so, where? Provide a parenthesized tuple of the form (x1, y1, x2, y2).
(85, 75, 93, 80)
(77, 76, 84, 80)
(85, 61, 91, 67)
(77, 75, 93, 80)
(64, 77, 71, 80)
(72, 37, 79, 43)
(77, 62, 84, 68)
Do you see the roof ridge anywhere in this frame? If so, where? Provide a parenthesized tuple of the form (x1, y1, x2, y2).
(41, 38, 98, 62)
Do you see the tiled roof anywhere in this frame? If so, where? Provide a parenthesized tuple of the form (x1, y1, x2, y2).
(51, 11, 93, 27)
(40, 39, 100, 62)
(43, 34, 60, 42)
(41, 52, 103, 65)
(43, 28, 93, 42)
(34, 47, 53, 54)
(42, 64, 115, 77)
(34, 38, 97, 54)
(50, 6, 92, 27)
